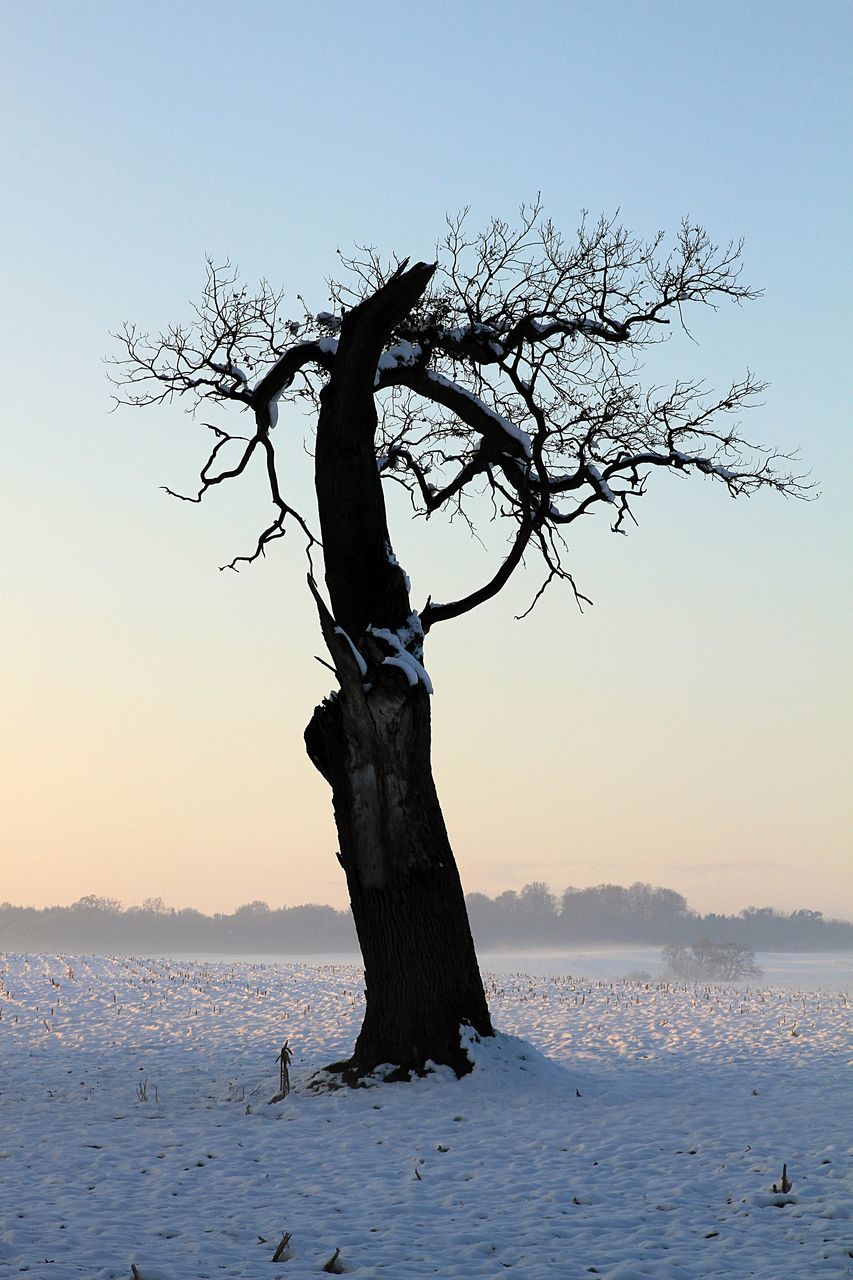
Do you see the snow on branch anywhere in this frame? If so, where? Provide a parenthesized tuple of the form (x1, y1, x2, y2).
(411, 369, 533, 460)
(333, 627, 368, 679)
(368, 620, 434, 695)
(115, 204, 810, 629)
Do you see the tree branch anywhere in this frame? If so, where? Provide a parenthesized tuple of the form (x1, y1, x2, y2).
(115, 206, 807, 632)
(421, 512, 539, 632)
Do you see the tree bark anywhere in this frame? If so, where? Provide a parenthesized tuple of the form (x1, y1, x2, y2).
(304, 263, 493, 1079)
(305, 672, 493, 1080)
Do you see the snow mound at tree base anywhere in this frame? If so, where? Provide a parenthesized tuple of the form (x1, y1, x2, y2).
(301, 1028, 577, 1093)
(460, 1024, 580, 1087)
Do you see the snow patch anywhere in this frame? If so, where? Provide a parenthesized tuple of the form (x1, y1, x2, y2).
(333, 627, 368, 678)
(587, 462, 617, 503)
(384, 540, 412, 594)
(672, 448, 740, 481)
(209, 360, 249, 389)
(460, 1026, 574, 1087)
(315, 311, 342, 331)
(423, 369, 533, 459)
(368, 616, 432, 693)
(266, 388, 283, 428)
(375, 340, 422, 385)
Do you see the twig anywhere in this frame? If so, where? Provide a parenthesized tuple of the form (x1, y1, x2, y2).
(271, 1231, 291, 1262)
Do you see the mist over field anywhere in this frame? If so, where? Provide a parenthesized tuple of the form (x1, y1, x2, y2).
(2, 883, 851, 955)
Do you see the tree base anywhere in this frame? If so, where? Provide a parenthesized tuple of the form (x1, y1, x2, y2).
(311, 1022, 482, 1088)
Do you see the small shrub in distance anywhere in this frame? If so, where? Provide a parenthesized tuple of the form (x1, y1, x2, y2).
(662, 939, 762, 982)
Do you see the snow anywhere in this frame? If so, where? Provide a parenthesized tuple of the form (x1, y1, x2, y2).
(315, 312, 341, 332)
(368, 619, 432, 694)
(670, 449, 740, 481)
(375, 341, 422, 385)
(383, 540, 411, 594)
(266, 390, 282, 429)
(209, 361, 249, 390)
(382, 653, 428, 690)
(394, 611, 425, 652)
(528, 316, 599, 338)
(330, 612, 427, 691)
(332, 628, 368, 679)
(423, 369, 533, 459)
(1, 954, 850, 1279)
(587, 462, 617, 503)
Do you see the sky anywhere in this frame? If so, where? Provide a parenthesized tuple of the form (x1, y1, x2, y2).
(1, 0, 851, 919)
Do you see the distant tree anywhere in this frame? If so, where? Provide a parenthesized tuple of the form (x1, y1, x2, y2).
(141, 896, 170, 914)
(114, 201, 804, 1081)
(557, 882, 692, 942)
(71, 894, 123, 913)
(628, 883, 690, 928)
(519, 882, 558, 919)
(663, 938, 762, 982)
(712, 941, 763, 981)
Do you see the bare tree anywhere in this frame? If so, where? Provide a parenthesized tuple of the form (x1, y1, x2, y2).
(712, 941, 763, 981)
(663, 939, 763, 982)
(112, 201, 804, 1081)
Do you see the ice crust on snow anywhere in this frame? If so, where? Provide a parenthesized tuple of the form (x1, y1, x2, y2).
(0, 954, 849, 1279)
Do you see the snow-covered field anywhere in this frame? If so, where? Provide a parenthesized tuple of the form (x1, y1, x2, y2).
(0, 955, 850, 1279)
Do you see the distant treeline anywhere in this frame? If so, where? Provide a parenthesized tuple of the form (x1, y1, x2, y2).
(466, 884, 853, 950)
(1, 884, 851, 954)
(0, 897, 355, 955)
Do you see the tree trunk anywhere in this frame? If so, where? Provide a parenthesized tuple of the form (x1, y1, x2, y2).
(303, 261, 493, 1080)
(305, 670, 493, 1080)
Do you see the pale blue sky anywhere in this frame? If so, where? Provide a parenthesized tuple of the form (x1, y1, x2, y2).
(1, 1, 850, 916)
